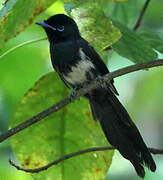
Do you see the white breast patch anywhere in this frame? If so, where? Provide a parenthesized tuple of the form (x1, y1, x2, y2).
(63, 48, 95, 85)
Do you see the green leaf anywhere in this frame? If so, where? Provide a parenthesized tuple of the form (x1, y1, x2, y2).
(114, 0, 128, 1)
(0, 0, 56, 49)
(10, 72, 114, 180)
(63, 0, 126, 6)
(128, 68, 163, 122)
(63, 0, 121, 52)
(71, 5, 121, 52)
(46, 0, 66, 15)
(105, 0, 145, 28)
(138, 31, 163, 54)
(112, 20, 158, 63)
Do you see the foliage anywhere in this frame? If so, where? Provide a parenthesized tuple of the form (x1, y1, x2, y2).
(0, 0, 56, 49)
(0, 0, 163, 179)
(70, 1, 121, 52)
(112, 20, 157, 62)
(11, 72, 113, 180)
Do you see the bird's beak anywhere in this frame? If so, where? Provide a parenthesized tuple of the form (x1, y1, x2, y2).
(36, 21, 56, 31)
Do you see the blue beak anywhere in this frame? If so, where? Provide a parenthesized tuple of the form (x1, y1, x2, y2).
(36, 21, 56, 31)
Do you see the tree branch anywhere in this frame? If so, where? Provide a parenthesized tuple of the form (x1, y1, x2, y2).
(9, 146, 163, 173)
(2, 0, 9, 6)
(133, 0, 151, 31)
(0, 59, 163, 143)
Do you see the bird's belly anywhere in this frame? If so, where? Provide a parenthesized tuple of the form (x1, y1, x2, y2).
(63, 60, 95, 86)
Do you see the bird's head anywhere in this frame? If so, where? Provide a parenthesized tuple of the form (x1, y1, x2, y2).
(36, 14, 80, 43)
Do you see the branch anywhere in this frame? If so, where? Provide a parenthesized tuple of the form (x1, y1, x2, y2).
(0, 37, 47, 60)
(9, 146, 163, 173)
(0, 59, 163, 143)
(2, 0, 9, 6)
(133, 0, 151, 31)
(148, 148, 163, 155)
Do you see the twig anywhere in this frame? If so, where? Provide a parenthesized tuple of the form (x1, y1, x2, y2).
(2, 0, 9, 6)
(0, 37, 47, 60)
(104, 0, 151, 51)
(9, 146, 114, 173)
(0, 59, 163, 143)
(148, 148, 163, 155)
(9, 146, 163, 173)
(133, 0, 151, 31)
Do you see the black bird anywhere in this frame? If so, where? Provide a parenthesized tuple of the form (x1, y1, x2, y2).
(36, 14, 156, 178)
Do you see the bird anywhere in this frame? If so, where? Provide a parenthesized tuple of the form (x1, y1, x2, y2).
(36, 14, 156, 178)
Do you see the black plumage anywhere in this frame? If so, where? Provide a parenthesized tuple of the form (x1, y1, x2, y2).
(36, 14, 156, 178)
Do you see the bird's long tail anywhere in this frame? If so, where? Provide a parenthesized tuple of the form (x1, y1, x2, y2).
(88, 87, 156, 178)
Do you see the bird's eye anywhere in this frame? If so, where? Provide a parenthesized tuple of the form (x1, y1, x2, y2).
(57, 25, 64, 32)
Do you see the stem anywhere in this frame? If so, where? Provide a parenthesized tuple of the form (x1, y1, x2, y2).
(0, 37, 47, 60)
(9, 146, 163, 173)
(133, 0, 151, 31)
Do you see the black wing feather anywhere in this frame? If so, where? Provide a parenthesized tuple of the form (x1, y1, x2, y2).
(79, 38, 119, 95)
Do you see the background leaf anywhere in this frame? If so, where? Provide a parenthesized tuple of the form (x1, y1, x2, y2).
(138, 31, 163, 54)
(0, 0, 56, 49)
(71, 4, 121, 52)
(63, 0, 121, 52)
(112, 20, 158, 63)
(114, 0, 128, 2)
(105, 0, 145, 28)
(10, 72, 114, 180)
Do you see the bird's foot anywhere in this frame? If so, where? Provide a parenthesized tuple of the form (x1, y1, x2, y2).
(97, 75, 105, 87)
(69, 87, 79, 101)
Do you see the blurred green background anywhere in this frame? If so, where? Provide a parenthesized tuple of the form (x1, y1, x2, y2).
(0, 0, 163, 179)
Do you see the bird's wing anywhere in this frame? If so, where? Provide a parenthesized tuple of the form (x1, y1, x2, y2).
(79, 38, 109, 75)
(79, 38, 119, 95)
(58, 73, 71, 88)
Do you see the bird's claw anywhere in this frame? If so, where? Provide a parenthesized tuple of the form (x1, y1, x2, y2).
(97, 75, 105, 87)
(69, 88, 78, 101)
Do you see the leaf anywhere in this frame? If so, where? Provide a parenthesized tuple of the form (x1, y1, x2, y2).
(105, 0, 145, 28)
(0, 0, 56, 49)
(46, 0, 66, 15)
(138, 31, 163, 54)
(64, 0, 127, 5)
(72, 5, 121, 52)
(114, 0, 128, 2)
(128, 68, 163, 122)
(112, 20, 158, 63)
(63, 0, 121, 52)
(10, 72, 114, 180)
(64, 2, 75, 15)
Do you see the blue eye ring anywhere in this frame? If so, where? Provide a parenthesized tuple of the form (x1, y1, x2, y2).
(57, 25, 64, 32)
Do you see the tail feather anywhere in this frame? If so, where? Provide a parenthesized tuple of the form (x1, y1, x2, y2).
(88, 88, 156, 178)
(131, 160, 145, 178)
